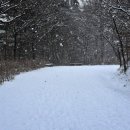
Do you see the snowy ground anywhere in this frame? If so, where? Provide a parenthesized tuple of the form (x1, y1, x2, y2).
(0, 65, 130, 130)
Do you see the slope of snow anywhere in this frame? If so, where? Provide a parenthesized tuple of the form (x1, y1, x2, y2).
(0, 65, 130, 130)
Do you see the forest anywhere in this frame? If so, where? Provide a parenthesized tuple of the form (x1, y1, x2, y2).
(0, 0, 130, 83)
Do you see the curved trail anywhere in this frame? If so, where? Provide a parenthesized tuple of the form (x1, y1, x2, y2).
(0, 66, 130, 130)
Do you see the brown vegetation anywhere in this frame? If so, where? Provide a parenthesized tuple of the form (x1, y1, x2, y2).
(0, 60, 46, 84)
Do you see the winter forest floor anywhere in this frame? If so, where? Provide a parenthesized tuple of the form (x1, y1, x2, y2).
(0, 60, 46, 84)
(0, 65, 130, 130)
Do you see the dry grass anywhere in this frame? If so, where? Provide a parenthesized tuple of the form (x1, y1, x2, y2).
(0, 60, 46, 84)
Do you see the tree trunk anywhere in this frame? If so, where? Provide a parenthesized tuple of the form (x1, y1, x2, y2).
(13, 33, 17, 60)
(113, 18, 127, 72)
(32, 42, 35, 60)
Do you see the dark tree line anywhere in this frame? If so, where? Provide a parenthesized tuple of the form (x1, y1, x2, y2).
(97, 0, 130, 72)
(0, 0, 130, 72)
(0, 0, 68, 61)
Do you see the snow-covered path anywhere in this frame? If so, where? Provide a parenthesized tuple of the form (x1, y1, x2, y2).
(0, 65, 130, 130)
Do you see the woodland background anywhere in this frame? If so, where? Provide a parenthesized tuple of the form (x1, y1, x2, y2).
(0, 0, 130, 83)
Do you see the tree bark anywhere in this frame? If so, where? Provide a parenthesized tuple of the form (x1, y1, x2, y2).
(113, 18, 127, 72)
